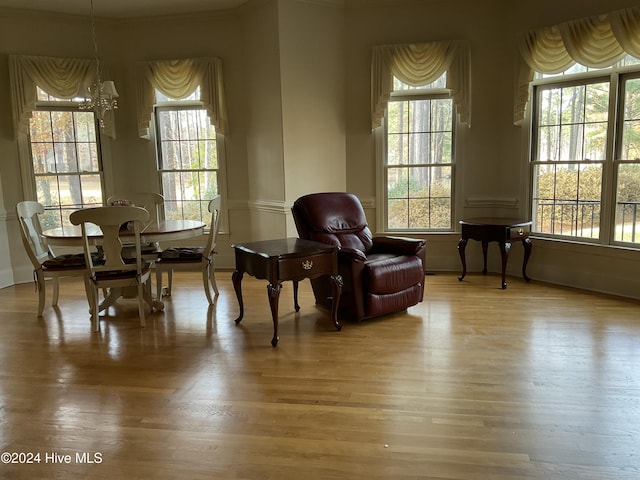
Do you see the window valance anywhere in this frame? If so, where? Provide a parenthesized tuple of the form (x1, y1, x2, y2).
(515, 6, 640, 125)
(371, 40, 471, 129)
(137, 57, 228, 138)
(9, 55, 116, 139)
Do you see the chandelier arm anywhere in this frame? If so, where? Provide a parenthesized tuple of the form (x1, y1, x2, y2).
(79, 0, 118, 129)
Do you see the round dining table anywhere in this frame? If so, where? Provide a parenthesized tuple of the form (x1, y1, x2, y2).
(41, 219, 206, 247)
(41, 219, 206, 312)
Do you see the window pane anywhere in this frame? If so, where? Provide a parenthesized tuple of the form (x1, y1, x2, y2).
(387, 132, 408, 165)
(202, 139, 218, 169)
(622, 119, 640, 160)
(388, 167, 408, 199)
(536, 82, 609, 162)
(51, 112, 75, 142)
(560, 123, 584, 160)
(31, 143, 51, 174)
(387, 101, 407, 134)
(388, 198, 408, 229)
(614, 77, 640, 244)
(559, 86, 581, 124)
(432, 131, 452, 164)
(75, 112, 96, 142)
(77, 141, 99, 172)
(180, 140, 202, 169)
(156, 104, 220, 223)
(386, 92, 454, 231)
(539, 89, 561, 126)
(80, 175, 104, 206)
(29, 112, 53, 142)
(29, 107, 103, 228)
(537, 125, 560, 161)
(620, 78, 640, 161)
(36, 176, 61, 206)
(584, 122, 608, 160)
(54, 142, 78, 172)
(408, 132, 430, 164)
(158, 110, 179, 142)
(532, 163, 602, 238)
(56, 175, 84, 207)
(615, 164, 640, 243)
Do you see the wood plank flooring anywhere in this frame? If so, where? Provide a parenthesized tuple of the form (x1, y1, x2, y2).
(0, 271, 639, 479)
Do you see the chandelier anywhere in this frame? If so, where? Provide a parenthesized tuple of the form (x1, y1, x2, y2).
(79, 0, 118, 128)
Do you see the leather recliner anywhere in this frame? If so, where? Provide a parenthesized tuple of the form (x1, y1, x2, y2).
(291, 192, 426, 321)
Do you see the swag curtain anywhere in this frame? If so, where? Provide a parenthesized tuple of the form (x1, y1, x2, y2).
(137, 57, 228, 138)
(515, 6, 640, 125)
(9, 55, 116, 139)
(371, 41, 471, 129)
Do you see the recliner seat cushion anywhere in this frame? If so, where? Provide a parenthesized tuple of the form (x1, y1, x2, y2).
(365, 254, 424, 295)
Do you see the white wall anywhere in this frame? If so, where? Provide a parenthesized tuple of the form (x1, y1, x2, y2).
(278, 0, 346, 236)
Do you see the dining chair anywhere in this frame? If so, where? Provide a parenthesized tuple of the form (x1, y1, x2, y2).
(106, 192, 164, 223)
(16, 201, 92, 316)
(155, 196, 221, 305)
(107, 192, 165, 259)
(70, 206, 153, 332)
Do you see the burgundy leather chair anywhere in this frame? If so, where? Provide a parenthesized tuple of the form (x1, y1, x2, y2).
(292, 192, 426, 322)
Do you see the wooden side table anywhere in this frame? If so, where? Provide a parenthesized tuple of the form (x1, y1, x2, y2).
(231, 238, 343, 346)
(457, 217, 532, 289)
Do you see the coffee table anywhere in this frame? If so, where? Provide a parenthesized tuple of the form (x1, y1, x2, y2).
(232, 238, 343, 346)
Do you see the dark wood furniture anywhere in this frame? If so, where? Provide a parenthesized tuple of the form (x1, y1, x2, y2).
(232, 238, 343, 346)
(457, 217, 532, 289)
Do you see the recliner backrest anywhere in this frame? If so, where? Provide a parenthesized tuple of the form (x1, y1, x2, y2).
(292, 192, 373, 253)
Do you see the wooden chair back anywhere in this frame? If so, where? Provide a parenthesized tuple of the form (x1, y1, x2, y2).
(70, 206, 150, 276)
(16, 200, 53, 268)
(106, 193, 164, 224)
(204, 195, 221, 258)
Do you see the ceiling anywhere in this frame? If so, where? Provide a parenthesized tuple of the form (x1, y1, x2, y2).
(0, 0, 251, 18)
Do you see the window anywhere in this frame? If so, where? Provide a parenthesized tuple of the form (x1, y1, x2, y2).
(28, 87, 103, 229)
(530, 58, 640, 245)
(372, 41, 469, 233)
(384, 74, 455, 231)
(154, 89, 221, 223)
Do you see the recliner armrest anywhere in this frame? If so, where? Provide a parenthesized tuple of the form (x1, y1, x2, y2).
(338, 246, 367, 262)
(371, 236, 426, 255)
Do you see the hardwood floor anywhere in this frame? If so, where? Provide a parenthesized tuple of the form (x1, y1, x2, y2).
(0, 271, 639, 479)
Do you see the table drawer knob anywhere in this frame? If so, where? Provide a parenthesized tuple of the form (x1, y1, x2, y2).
(302, 259, 313, 270)
(517, 228, 524, 236)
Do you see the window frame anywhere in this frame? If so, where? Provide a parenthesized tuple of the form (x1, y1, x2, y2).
(377, 85, 459, 234)
(19, 96, 112, 229)
(152, 98, 227, 232)
(528, 62, 640, 248)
